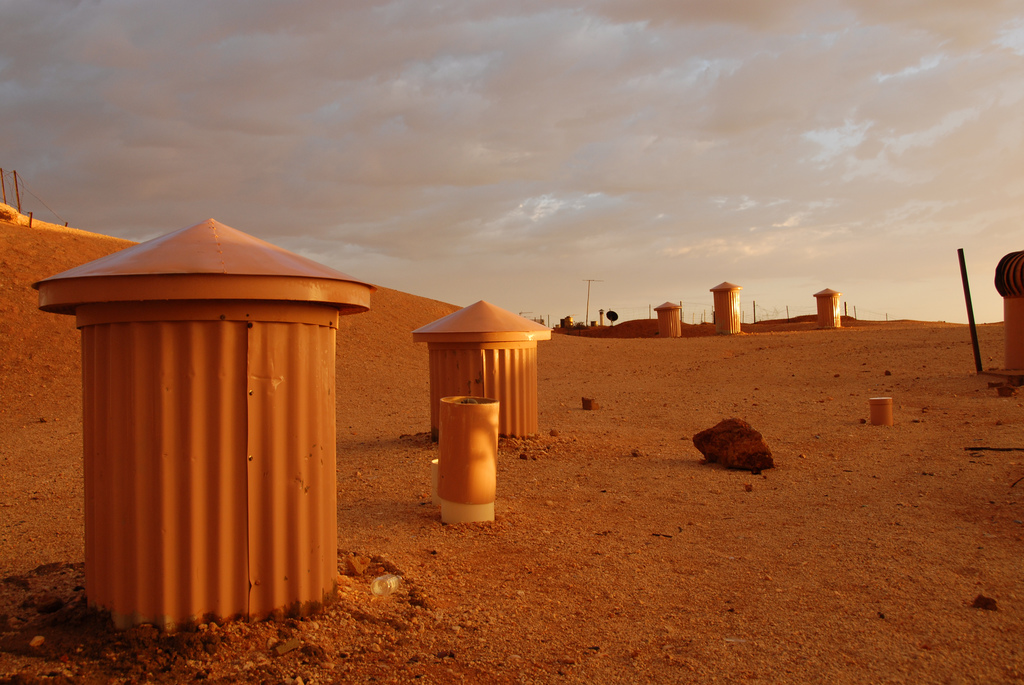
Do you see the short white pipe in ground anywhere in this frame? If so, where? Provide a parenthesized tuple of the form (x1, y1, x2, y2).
(437, 396, 499, 524)
(430, 459, 441, 505)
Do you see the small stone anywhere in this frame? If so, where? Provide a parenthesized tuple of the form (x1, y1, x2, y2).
(884, 370, 891, 376)
(581, 397, 599, 410)
(972, 594, 998, 611)
(345, 555, 371, 576)
(30, 635, 44, 648)
(744, 483, 753, 492)
(859, 418, 867, 424)
(275, 638, 302, 655)
(997, 386, 1017, 397)
(35, 595, 64, 614)
(549, 429, 559, 437)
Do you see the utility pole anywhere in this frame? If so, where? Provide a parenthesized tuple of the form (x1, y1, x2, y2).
(583, 279, 603, 327)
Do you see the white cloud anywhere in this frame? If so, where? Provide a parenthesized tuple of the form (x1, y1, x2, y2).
(875, 54, 944, 82)
(803, 120, 874, 162)
(0, 0, 1020, 323)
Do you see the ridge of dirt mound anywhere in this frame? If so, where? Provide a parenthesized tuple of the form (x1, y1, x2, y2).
(0, 220, 458, 421)
(557, 314, 898, 339)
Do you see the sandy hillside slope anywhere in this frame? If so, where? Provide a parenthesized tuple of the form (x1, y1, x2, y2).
(1, 218, 1023, 684)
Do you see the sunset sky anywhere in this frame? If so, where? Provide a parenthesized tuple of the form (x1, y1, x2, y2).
(2, 1, 1022, 324)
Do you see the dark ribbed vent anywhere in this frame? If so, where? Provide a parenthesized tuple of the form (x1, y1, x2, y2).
(995, 251, 1024, 297)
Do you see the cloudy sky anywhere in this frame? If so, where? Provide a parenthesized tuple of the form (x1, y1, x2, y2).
(2, 1, 1022, 325)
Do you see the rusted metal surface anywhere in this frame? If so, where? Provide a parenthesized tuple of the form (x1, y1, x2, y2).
(1004, 297, 1024, 370)
(654, 301, 682, 338)
(710, 282, 741, 335)
(996, 252, 1024, 370)
(413, 301, 550, 438)
(995, 251, 1024, 297)
(35, 219, 373, 629)
(813, 288, 841, 329)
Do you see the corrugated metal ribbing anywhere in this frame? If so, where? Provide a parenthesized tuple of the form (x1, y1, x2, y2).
(817, 297, 840, 329)
(82, 320, 249, 629)
(246, 321, 337, 619)
(657, 314, 682, 338)
(427, 342, 538, 437)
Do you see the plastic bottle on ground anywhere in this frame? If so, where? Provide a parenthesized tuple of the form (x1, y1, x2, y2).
(370, 574, 401, 596)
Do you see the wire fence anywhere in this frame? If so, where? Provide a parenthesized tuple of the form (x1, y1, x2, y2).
(1, 168, 68, 226)
(550, 300, 896, 327)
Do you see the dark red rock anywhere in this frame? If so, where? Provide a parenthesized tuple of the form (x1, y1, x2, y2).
(972, 594, 998, 611)
(693, 418, 774, 473)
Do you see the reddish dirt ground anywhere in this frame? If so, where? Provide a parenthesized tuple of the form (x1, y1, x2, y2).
(1, 217, 1022, 683)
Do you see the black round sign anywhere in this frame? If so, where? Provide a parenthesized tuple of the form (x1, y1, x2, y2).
(606, 310, 618, 322)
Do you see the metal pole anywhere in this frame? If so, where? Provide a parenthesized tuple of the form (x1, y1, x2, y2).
(753, 301, 756, 323)
(13, 170, 21, 212)
(958, 248, 983, 373)
(1, 168, 6, 205)
(583, 279, 602, 328)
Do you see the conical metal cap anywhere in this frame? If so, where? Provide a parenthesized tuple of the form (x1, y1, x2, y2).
(35, 219, 375, 315)
(413, 300, 551, 343)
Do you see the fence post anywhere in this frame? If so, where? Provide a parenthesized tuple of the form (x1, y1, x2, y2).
(1, 168, 5, 205)
(854, 306, 857, 319)
(28, 211, 33, 228)
(13, 170, 21, 212)
(786, 305, 790, 321)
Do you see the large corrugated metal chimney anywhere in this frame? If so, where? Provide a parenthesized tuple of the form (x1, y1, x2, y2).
(654, 301, 682, 338)
(710, 282, 742, 335)
(34, 218, 374, 630)
(814, 288, 841, 329)
(412, 300, 551, 439)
